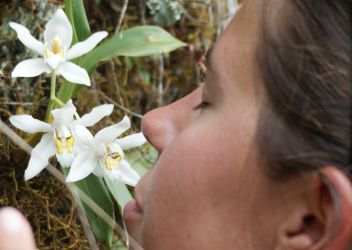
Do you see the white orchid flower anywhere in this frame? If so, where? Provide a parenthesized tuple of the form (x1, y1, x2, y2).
(66, 116, 146, 186)
(9, 9, 108, 86)
(9, 100, 114, 180)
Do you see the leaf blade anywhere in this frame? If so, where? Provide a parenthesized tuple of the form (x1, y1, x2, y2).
(80, 25, 187, 71)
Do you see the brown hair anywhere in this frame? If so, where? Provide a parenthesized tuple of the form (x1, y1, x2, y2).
(257, 0, 351, 179)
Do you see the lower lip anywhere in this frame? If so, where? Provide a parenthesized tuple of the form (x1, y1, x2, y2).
(123, 199, 143, 222)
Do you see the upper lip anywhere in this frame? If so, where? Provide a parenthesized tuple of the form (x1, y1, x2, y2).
(134, 183, 144, 213)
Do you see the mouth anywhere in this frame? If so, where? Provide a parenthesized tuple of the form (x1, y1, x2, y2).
(123, 193, 143, 224)
(123, 152, 156, 229)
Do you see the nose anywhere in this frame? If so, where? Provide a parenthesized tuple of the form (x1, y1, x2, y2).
(141, 87, 202, 152)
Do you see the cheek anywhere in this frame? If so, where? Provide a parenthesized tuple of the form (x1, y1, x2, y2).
(141, 112, 260, 245)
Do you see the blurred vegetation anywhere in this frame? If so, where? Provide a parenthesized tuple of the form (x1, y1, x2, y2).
(0, 0, 240, 248)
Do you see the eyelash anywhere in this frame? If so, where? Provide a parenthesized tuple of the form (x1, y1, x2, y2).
(193, 101, 209, 110)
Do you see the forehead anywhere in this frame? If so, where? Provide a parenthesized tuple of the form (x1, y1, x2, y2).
(209, 0, 263, 100)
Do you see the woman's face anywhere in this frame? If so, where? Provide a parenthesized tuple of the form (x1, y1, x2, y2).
(124, 0, 294, 249)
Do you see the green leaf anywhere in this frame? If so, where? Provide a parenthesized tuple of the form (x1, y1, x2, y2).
(64, 169, 115, 247)
(64, 0, 77, 44)
(104, 175, 133, 211)
(70, 0, 90, 40)
(126, 143, 157, 176)
(80, 25, 187, 71)
(64, 0, 90, 43)
(76, 175, 115, 246)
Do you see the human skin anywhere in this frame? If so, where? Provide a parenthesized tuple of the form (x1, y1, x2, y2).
(0, 207, 36, 250)
(123, 0, 315, 249)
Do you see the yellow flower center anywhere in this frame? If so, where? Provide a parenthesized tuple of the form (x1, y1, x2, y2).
(55, 136, 74, 154)
(104, 147, 122, 171)
(52, 37, 60, 54)
(44, 36, 64, 58)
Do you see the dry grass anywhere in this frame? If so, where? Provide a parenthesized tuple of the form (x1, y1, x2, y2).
(0, 164, 89, 249)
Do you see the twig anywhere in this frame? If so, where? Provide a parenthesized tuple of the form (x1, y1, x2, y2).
(0, 102, 46, 106)
(157, 54, 164, 107)
(106, 60, 126, 110)
(139, 0, 146, 25)
(109, 0, 130, 114)
(184, 0, 211, 5)
(71, 189, 99, 250)
(115, 0, 129, 34)
(97, 90, 143, 119)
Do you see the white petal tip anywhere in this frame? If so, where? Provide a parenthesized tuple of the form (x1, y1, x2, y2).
(101, 31, 108, 38)
(65, 168, 90, 183)
(76, 79, 91, 86)
(83, 81, 91, 86)
(105, 104, 114, 112)
(96, 31, 108, 38)
(65, 177, 74, 182)
(65, 174, 84, 183)
(9, 116, 15, 123)
(9, 22, 19, 30)
(122, 115, 130, 123)
(24, 171, 33, 181)
(65, 172, 78, 182)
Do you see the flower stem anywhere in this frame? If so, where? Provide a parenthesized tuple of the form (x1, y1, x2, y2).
(45, 72, 63, 122)
(50, 72, 57, 100)
(53, 97, 64, 106)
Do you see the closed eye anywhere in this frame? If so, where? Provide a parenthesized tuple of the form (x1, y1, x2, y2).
(193, 101, 209, 110)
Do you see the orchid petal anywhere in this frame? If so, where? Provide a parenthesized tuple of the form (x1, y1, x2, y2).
(9, 22, 44, 56)
(119, 159, 140, 186)
(77, 104, 114, 127)
(45, 55, 63, 70)
(9, 115, 52, 133)
(107, 169, 122, 182)
(121, 174, 139, 187)
(56, 152, 75, 168)
(44, 9, 72, 47)
(93, 165, 104, 177)
(12, 58, 51, 78)
(56, 61, 90, 86)
(74, 125, 96, 151)
(62, 99, 75, 109)
(25, 133, 56, 180)
(66, 152, 97, 182)
(51, 104, 76, 128)
(115, 133, 146, 150)
(107, 142, 124, 157)
(66, 31, 108, 60)
(95, 116, 130, 144)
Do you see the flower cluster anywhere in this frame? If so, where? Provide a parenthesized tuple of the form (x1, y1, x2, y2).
(10, 100, 145, 186)
(9, 9, 145, 186)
